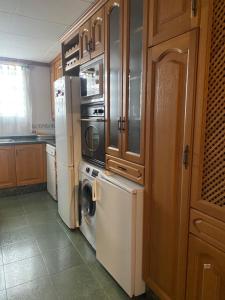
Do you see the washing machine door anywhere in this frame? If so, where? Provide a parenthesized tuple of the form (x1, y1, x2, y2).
(80, 179, 96, 219)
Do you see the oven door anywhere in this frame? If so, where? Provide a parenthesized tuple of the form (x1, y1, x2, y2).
(81, 118, 105, 166)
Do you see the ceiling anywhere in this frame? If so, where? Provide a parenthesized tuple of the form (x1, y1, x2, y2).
(0, 0, 94, 63)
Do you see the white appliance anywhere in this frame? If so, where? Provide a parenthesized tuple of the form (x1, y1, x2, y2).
(46, 144, 57, 200)
(79, 161, 104, 249)
(95, 172, 145, 297)
(55, 76, 81, 228)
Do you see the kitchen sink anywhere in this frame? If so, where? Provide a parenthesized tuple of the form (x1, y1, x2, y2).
(0, 138, 15, 143)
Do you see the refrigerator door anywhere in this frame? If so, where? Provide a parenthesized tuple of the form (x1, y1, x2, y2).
(55, 77, 73, 167)
(96, 176, 138, 297)
(57, 163, 79, 228)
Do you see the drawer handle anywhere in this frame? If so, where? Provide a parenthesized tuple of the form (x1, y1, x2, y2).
(117, 165, 127, 172)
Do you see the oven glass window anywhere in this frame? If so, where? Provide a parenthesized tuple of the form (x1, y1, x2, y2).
(85, 125, 100, 152)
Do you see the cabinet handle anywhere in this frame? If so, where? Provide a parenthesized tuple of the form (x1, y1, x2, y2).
(191, 0, 197, 17)
(117, 165, 127, 172)
(121, 117, 126, 131)
(183, 145, 189, 169)
(118, 117, 122, 131)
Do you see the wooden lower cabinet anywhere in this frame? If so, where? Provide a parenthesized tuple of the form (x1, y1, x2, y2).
(186, 234, 225, 300)
(106, 154, 144, 185)
(143, 30, 198, 300)
(0, 146, 16, 188)
(15, 144, 46, 186)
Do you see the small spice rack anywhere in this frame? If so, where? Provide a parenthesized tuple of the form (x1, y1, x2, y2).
(62, 31, 80, 75)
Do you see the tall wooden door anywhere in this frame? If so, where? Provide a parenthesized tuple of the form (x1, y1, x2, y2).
(191, 0, 225, 222)
(148, 0, 199, 46)
(0, 146, 16, 188)
(105, 0, 123, 157)
(91, 8, 104, 59)
(79, 21, 91, 64)
(15, 144, 46, 186)
(143, 30, 198, 300)
(186, 235, 225, 300)
(122, 0, 148, 165)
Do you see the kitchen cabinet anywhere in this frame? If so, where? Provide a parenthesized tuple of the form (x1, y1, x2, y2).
(186, 234, 225, 300)
(105, 0, 123, 157)
(80, 8, 104, 65)
(50, 54, 63, 120)
(90, 8, 104, 59)
(148, 0, 199, 46)
(15, 144, 46, 186)
(0, 146, 16, 189)
(190, 0, 225, 222)
(105, 0, 148, 182)
(79, 20, 91, 64)
(143, 30, 198, 300)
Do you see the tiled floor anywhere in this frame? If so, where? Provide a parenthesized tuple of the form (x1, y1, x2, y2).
(0, 191, 149, 300)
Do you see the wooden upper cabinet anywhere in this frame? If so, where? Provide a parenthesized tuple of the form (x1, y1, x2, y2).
(0, 146, 16, 188)
(50, 54, 62, 121)
(186, 235, 225, 300)
(90, 8, 104, 59)
(105, 0, 148, 168)
(105, 0, 123, 158)
(122, 0, 148, 165)
(15, 144, 46, 186)
(149, 0, 199, 46)
(143, 30, 198, 300)
(80, 21, 91, 64)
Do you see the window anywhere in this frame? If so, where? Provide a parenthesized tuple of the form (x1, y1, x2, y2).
(0, 63, 31, 136)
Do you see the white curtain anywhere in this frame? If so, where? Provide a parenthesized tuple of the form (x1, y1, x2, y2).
(0, 64, 32, 136)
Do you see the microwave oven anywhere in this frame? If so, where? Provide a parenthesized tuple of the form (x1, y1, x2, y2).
(80, 56, 104, 99)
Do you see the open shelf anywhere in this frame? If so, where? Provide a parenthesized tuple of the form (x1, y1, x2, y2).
(65, 46, 80, 59)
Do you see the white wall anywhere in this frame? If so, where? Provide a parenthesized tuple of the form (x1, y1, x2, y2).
(30, 65, 54, 135)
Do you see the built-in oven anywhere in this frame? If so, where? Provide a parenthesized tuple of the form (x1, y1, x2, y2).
(80, 56, 104, 101)
(80, 103, 105, 167)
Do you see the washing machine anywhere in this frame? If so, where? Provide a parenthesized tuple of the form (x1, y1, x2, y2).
(79, 161, 104, 249)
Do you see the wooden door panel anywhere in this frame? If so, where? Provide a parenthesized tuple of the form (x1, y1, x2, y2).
(143, 30, 198, 300)
(0, 146, 16, 188)
(186, 235, 225, 300)
(191, 0, 225, 222)
(105, 0, 123, 157)
(15, 144, 46, 186)
(91, 8, 104, 58)
(80, 21, 91, 64)
(149, 0, 199, 46)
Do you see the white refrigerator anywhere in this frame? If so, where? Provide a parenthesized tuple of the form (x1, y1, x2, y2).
(54, 76, 81, 229)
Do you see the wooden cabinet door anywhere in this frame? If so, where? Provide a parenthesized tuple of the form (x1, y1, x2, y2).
(191, 0, 225, 222)
(122, 0, 148, 165)
(186, 235, 225, 300)
(91, 8, 104, 59)
(80, 21, 91, 64)
(149, 0, 199, 46)
(0, 146, 16, 188)
(50, 54, 62, 121)
(15, 144, 46, 186)
(105, 0, 123, 158)
(54, 55, 63, 80)
(143, 30, 198, 300)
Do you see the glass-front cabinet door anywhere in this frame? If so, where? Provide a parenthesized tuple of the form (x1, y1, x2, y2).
(122, 0, 147, 164)
(105, 0, 123, 157)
